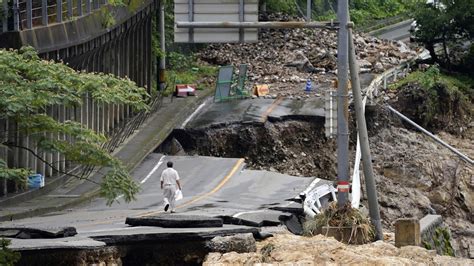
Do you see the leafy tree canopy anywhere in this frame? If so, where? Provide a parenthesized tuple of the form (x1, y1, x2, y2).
(412, 0, 474, 72)
(0, 47, 150, 205)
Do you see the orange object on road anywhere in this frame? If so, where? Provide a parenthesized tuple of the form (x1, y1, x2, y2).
(254, 84, 269, 97)
(175, 84, 196, 97)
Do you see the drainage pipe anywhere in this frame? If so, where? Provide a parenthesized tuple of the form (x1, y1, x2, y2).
(387, 105, 474, 166)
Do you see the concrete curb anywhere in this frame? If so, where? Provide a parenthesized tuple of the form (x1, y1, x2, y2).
(0, 88, 214, 222)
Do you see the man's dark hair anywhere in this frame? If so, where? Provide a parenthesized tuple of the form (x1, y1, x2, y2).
(167, 161, 173, 168)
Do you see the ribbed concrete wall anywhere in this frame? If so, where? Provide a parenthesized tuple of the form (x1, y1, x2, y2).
(0, 0, 159, 197)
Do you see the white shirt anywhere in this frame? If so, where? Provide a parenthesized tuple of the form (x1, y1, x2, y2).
(160, 168, 180, 185)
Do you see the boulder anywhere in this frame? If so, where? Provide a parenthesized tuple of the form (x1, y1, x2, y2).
(205, 233, 257, 253)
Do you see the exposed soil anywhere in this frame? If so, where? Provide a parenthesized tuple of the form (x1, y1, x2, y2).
(204, 232, 473, 265)
(172, 117, 337, 178)
(168, 104, 473, 258)
(391, 82, 474, 136)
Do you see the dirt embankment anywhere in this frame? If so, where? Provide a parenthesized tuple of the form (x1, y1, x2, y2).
(173, 118, 336, 178)
(204, 232, 473, 265)
(171, 104, 473, 257)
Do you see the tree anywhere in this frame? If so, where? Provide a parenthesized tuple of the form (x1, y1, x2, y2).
(0, 239, 20, 266)
(0, 47, 150, 205)
(412, 0, 474, 72)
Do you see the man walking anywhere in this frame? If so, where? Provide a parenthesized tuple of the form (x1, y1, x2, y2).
(160, 161, 182, 213)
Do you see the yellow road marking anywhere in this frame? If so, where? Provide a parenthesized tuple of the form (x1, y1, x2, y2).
(141, 158, 245, 216)
(78, 158, 245, 227)
(261, 97, 283, 122)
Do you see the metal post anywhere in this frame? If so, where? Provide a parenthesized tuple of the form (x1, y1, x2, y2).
(77, 0, 82, 16)
(41, 0, 48, 26)
(348, 27, 383, 240)
(188, 0, 194, 42)
(67, 0, 72, 18)
(158, 0, 166, 91)
(306, 0, 311, 21)
(86, 0, 91, 13)
(56, 0, 63, 23)
(336, 0, 350, 207)
(2, 0, 7, 32)
(239, 0, 244, 42)
(13, 0, 19, 31)
(26, 0, 33, 29)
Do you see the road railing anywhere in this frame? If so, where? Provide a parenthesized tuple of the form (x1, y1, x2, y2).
(1, 0, 107, 33)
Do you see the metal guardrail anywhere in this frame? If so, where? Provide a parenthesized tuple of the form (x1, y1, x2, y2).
(1, 0, 107, 33)
(362, 53, 473, 165)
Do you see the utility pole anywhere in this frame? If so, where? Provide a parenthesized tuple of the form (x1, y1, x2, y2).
(158, 0, 166, 91)
(306, 0, 311, 21)
(336, 0, 350, 207)
(348, 26, 383, 240)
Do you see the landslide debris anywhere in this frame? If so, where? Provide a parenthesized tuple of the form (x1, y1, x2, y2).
(173, 107, 473, 257)
(370, 123, 473, 258)
(204, 232, 473, 265)
(199, 14, 418, 98)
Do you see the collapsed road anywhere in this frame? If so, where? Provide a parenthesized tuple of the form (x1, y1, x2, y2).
(1, 97, 335, 265)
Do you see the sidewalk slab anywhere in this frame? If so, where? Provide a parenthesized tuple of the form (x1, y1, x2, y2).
(126, 214, 223, 228)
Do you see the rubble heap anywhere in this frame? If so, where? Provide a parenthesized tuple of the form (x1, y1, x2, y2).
(199, 18, 417, 98)
(204, 232, 472, 265)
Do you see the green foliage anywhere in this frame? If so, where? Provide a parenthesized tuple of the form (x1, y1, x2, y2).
(392, 66, 473, 99)
(391, 66, 473, 134)
(0, 47, 149, 205)
(426, 227, 455, 257)
(262, 0, 297, 14)
(168, 52, 196, 71)
(423, 240, 432, 250)
(167, 64, 217, 96)
(411, 0, 474, 71)
(0, 159, 30, 185)
(0, 238, 21, 266)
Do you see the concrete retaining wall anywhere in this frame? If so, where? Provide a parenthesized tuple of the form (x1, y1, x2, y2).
(420, 215, 456, 257)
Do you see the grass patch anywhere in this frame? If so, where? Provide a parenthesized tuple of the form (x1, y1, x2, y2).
(391, 66, 474, 98)
(164, 53, 217, 97)
(390, 66, 473, 134)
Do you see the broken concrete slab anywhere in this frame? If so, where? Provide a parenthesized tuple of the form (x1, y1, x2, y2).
(206, 233, 257, 253)
(91, 226, 260, 245)
(269, 201, 304, 214)
(125, 215, 223, 228)
(282, 215, 304, 235)
(219, 210, 292, 228)
(0, 227, 77, 239)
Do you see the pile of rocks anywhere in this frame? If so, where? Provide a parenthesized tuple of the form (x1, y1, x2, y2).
(204, 232, 472, 265)
(198, 17, 417, 98)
